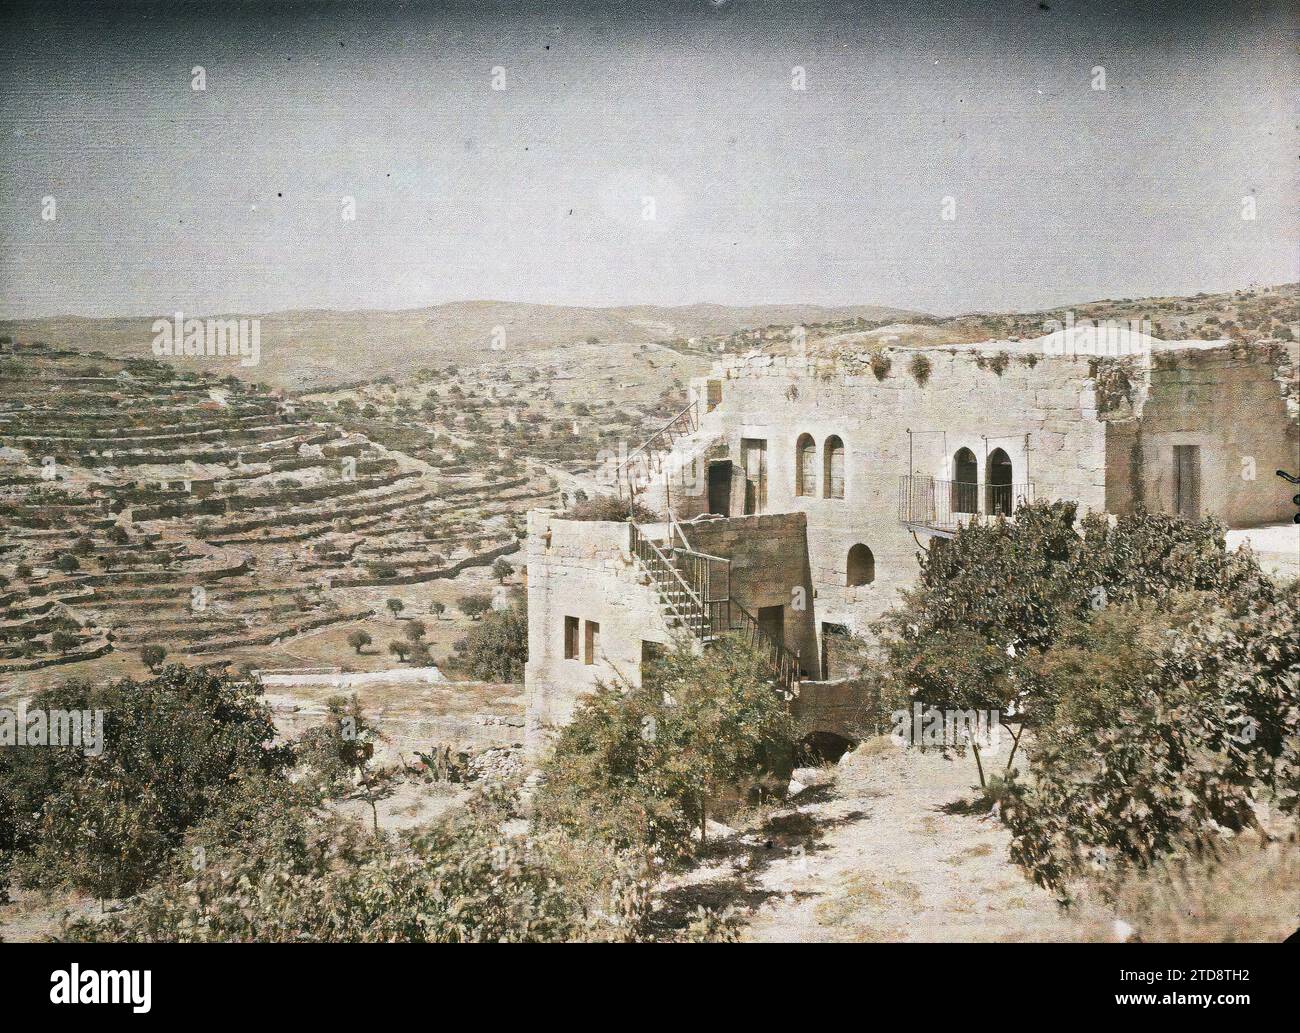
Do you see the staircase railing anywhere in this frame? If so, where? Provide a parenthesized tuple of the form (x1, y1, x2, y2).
(613, 400, 699, 499)
(629, 519, 801, 690)
(629, 519, 707, 637)
(704, 598, 803, 690)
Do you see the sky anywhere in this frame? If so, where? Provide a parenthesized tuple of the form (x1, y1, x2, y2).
(0, 0, 1295, 319)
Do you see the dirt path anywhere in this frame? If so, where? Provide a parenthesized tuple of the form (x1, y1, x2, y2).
(659, 737, 1081, 942)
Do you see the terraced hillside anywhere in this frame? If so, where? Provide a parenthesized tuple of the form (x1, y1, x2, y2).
(0, 349, 539, 679)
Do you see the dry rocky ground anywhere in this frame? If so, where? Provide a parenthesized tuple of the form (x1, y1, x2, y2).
(658, 738, 1077, 941)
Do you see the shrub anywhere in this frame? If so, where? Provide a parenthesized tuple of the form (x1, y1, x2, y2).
(1002, 582, 1299, 901)
(62, 788, 657, 943)
(1, 666, 286, 899)
(536, 637, 796, 861)
(457, 593, 493, 620)
(908, 353, 932, 386)
(869, 353, 891, 380)
(346, 630, 371, 654)
(567, 494, 657, 522)
(462, 604, 527, 681)
(140, 644, 167, 672)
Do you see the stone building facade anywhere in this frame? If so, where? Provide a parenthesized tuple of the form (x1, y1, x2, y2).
(525, 332, 1298, 753)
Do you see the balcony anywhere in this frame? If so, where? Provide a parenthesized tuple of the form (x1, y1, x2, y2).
(898, 475, 1035, 537)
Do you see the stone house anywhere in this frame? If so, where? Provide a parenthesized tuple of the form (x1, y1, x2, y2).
(524, 331, 1298, 754)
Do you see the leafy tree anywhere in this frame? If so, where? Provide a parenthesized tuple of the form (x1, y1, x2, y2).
(50, 630, 77, 653)
(388, 640, 411, 662)
(55, 554, 79, 573)
(1, 666, 287, 899)
(386, 597, 404, 618)
(462, 604, 528, 681)
(1002, 582, 1299, 901)
(346, 630, 372, 654)
(875, 503, 1271, 784)
(140, 644, 167, 672)
(457, 593, 492, 620)
(536, 637, 795, 860)
(492, 557, 514, 583)
(404, 619, 426, 643)
(429, 600, 447, 618)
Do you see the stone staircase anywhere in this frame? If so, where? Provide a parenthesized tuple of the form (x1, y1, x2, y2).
(628, 519, 802, 689)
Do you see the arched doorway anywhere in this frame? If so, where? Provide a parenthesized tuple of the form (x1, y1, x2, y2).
(846, 543, 875, 586)
(987, 448, 1013, 516)
(951, 447, 978, 514)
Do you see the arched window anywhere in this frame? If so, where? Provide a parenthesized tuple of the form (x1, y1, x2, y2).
(951, 447, 978, 513)
(823, 435, 845, 499)
(847, 544, 875, 586)
(795, 433, 816, 496)
(987, 448, 1013, 516)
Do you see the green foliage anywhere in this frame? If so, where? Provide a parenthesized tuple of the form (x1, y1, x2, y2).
(876, 503, 1272, 729)
(346, 629, 371, 654)
(908, 353, 932, 385)
(462, 603, 528, 682)
(536, 637, 796, 861)
(567, 494, 657, 522)
(457, 592, 492, 620)
(140, 644, 166, 672)
(1003, 583, 1300, 900)
(1, 666, 287, 899)
(879, 500, 1290, 899)
(492, 557, 514, 583)
(63, 786, 659, 942)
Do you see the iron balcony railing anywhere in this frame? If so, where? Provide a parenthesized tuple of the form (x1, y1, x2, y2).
(898, 475, 1035, 535)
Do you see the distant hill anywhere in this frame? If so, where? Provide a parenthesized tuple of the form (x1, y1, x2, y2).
(0, 301, 921, 390)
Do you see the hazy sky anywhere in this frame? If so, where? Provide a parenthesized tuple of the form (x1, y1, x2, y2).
(0, 0, 1295, 319)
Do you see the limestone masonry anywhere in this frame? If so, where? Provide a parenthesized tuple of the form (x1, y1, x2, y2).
(525, 333, 1299, 755)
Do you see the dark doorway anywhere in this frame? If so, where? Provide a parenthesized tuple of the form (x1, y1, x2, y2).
(741, 438, 767, 515)
(951, 447, 978, 513)
(757, 604, 784, 647)
(707, 460, 732, 516)
(986, 448, 1013, 516)
(1174, 445, 1201, 520)
(846, 544, 875, 586)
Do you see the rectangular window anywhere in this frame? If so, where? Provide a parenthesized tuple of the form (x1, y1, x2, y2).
(1173, 445, 1201, 520)
(826, 439, 845, 499)
(564, 616, 579, 660)
(584, 620, 600, 665)
(741, 438, 767, 514)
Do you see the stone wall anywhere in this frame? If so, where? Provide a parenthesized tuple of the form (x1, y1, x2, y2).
(1110, 343, 1298, 526)
(523, 512, 675, 758)
(523, 510, 821, 757)
(677, 340, 1296, 643)
(682, 512, 819, 673)
(681, 346, 1108, 635)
